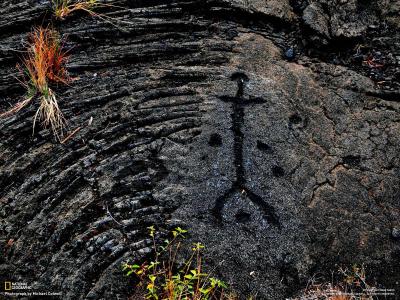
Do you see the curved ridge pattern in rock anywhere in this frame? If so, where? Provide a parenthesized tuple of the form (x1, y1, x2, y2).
(0, 0, 399, 299)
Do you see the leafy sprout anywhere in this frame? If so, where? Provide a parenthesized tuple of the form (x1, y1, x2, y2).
(123, 227, 236, 300)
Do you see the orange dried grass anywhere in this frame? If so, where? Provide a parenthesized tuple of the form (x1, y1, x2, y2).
(1, 26, 70, 140)
(52, 0, 129, 32)
(52, 0, 98, 20)
(23, 26, 70, 90)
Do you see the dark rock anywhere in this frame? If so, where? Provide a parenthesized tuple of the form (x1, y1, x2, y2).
(0, 0, 399, 299)
(392, 228, 400, 240)
(284, 47, 296, 60)
(302, 3, 331, 39)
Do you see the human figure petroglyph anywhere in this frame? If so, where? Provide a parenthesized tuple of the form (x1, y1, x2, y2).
(211, 73, 281, 228)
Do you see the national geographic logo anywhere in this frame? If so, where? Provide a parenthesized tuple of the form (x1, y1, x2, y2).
(2, 281, 62, 297)
(3, 281, 31, 291)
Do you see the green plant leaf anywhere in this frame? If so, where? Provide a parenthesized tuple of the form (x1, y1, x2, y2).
(199, 287, 211, 295)
(147, 225, 156, 237)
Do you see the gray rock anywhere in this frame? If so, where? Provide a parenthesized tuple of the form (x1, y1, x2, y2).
(392, 227, 400, 240)
(0, 1, 399, 299)
(303, 3, 331, 38)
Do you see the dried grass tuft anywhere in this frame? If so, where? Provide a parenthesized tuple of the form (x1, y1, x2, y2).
(52, 0, 98, 20)
(1, 26, 70, 140)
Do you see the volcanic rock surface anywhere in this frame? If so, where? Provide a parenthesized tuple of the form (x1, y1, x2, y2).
(0, 0, 399, 299)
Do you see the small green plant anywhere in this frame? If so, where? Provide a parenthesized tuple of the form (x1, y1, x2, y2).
(123, 226, 236, 300)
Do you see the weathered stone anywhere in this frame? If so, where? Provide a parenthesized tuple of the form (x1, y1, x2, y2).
(303, 3, 331, 38)
(392, 227, 400, 240)
(226, 0, 295, 22)
(0, 0, 399, 299)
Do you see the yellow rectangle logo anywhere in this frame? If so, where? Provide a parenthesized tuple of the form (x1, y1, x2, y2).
(4, 281, 12, 291)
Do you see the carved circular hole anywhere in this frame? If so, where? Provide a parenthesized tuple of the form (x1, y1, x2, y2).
(257, 140, 273, 154)
(235, 211, 251, 223)
(289, 113, 302, 125)
(208, 133, 222, 147)
(272, 165, 285, 177)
